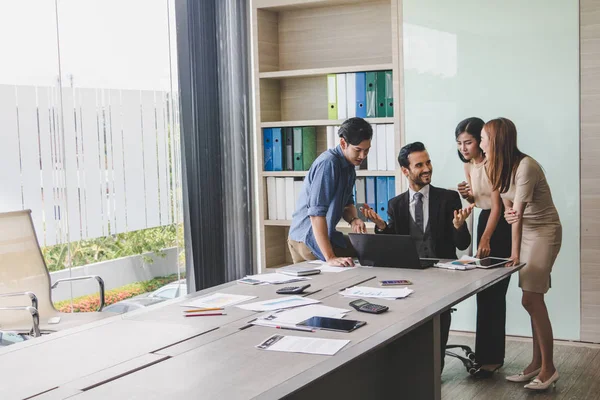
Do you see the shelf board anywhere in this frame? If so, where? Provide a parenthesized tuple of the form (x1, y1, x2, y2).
(262, 170, 396, 177)
(259, 63, 393, 80)
(262, 171, 307, 177)
(357, 170, 396, 177)
(264, 220, 375, 230)
(261, 118, 394, 128)
(264, 219, 293, 226)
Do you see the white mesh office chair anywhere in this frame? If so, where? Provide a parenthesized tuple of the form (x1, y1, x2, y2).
(0, 210, 115, 337)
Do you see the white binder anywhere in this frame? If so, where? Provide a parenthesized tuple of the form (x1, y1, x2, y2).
(386, 124, 396, 171)
(367, 124, 378, 171)
(276, 178, 286, 220)
(346, 73, 356, 118)
(327, 126, 336, 149)
(293, 180, 304, 207)
(377, 124, 387, 171)
(266, 177, 277, 220)
(285, 177, 295, 220)
(336, 74, 347, 120)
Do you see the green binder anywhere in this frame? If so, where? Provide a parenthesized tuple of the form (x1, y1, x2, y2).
(385, 70, 394, 117)
(366, 72, 377, 118)
(327, 74, 337, 120)
(293, 127, 304, 171)
(302, 127, 317, 171)
(376, 71, 387, 118)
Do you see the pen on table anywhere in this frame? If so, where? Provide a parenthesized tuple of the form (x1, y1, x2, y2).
(302, 289, 322, 297)
(184, 312, 227, 317)
(276, 326, 316, 333)
(183, 307, 224, 313)
(239, 318, 257, 330)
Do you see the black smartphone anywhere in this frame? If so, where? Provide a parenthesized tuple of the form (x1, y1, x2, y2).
(297, 316, 366, 332)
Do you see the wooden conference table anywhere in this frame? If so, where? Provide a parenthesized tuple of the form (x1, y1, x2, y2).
(0, 262, 522, 400)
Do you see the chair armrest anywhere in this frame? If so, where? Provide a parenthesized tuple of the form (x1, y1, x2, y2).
(0, 291, 39, 310)
(0, 306, 40, 337)
(51, 276, 106, 311)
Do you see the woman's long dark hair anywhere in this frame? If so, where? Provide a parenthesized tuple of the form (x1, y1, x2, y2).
(455, 117, 485, 163)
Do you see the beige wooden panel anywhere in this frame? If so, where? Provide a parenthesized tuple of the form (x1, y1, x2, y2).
(278, 1, 392, 70)
(265, 225, 288, 267)
(258, 9, 279, 72)
(259, 79, 281, 122)
(281, 76, 327, 120)
(581, 0, 600, 343)
(255, 0, 376, 11)
(315, 126, 328, 155)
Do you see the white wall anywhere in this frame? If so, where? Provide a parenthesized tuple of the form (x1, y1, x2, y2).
(402, 0, 580, 340)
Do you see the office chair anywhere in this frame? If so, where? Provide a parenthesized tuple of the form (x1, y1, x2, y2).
(443, 190, 479, 375)
(0, 210, 115, 337)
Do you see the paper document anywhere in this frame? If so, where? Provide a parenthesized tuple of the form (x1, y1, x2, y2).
(238, 273, 311, 285)
(256, 334, 350, 356)
(237, 296, 320, 312)
(435, 255, 478, 270)
(308, 260, 359, 273)
(253, 305, 350, 328)
(181, 293, 256, 308)
(340, 286, 413, 299)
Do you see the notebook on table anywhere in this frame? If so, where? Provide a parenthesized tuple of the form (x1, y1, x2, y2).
(278, 265, 321, 276)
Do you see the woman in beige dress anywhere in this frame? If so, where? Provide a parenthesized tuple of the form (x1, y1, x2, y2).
(481, 118, 562, 391)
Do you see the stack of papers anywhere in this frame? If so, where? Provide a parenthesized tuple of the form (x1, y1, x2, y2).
(237, 295, 320, 312)
(308, 260, 360, 273)
(256, 334, 350, 356)
(340, 286, 413, 300)
(237, 273, 311, 285)
(180, 293, 256, 309)
(252, 304, 350, 329)
(434, 255, 478, 270)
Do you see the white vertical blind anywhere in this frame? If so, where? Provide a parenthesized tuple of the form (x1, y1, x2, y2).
(121, 90, 146, 232)
(17, 86, 44, 238)
(0, 84, 178, 246)
(141, 90, 160, 229)
(0, 86, 23, 213)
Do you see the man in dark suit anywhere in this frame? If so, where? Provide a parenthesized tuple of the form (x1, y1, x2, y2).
(362, 141, 473, 372)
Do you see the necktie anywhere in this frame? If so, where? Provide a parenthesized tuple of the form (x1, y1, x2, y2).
(414, 192, 424, 232)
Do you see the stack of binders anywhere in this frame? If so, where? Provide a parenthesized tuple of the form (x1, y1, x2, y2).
(327, 70, 393, 120)
(266, 177, 304, 221)
(264, 127, 317, 172)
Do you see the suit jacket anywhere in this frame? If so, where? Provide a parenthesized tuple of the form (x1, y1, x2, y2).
(377, 185, 471, 259)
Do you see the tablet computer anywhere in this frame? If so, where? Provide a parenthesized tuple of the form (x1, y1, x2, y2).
(297, 316, 366, 332)
(467, 257, 511, 269)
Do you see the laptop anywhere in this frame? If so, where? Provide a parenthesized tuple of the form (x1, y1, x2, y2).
(348, 233, 439, 269)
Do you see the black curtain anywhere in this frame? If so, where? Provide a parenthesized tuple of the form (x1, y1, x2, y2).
(175, 0, 254, 291)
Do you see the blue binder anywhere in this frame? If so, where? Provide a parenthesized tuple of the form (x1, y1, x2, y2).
(355, 72, 366, 118)
(263, 128, 273, 171)
(387, 176, 396, 202)
(272, 127, 283, 171)
(365, 177, 376, 212)
(376, 177, 388, 220)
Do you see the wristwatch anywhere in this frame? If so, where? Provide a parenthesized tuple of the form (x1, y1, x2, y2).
(374, 223, 387, 233)
(348, 217, 359, 226)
